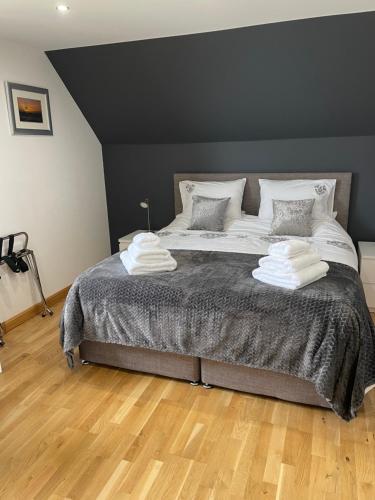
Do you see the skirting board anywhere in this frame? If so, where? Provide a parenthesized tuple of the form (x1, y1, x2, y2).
(2, 285, 70, 334)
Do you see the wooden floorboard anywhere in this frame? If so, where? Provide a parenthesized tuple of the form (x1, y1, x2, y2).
(1, 304, 375, 499)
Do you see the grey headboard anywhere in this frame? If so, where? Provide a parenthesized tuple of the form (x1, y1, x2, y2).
(174, 172, 352, 230)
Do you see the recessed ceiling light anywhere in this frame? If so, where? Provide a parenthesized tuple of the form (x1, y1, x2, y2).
(56, 4, 70, 13)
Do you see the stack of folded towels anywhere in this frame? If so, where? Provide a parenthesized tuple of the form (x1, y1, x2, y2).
(120, 232, 177, 275)
(252, 240, 329, 290)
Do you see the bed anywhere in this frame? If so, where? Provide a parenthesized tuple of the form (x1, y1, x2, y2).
(61, 172, 375, 420)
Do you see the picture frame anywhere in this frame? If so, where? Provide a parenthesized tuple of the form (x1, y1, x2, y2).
(5, 82, 53, 135)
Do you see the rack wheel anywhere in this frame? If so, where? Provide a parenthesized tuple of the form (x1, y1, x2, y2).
(0, 339, 5, 348)
(42, 308, 54, 317)
(190, 381, 199, 386)
(202, 383, 213, 389)
(81, 360, 90, 365)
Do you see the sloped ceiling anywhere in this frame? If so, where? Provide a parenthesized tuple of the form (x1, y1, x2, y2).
(47, 12, 375, 144)
(3, 0, 375, 50)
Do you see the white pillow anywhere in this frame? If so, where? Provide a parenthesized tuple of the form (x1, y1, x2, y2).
(179, 178, 246, 222)
(258, 179, 336, 220)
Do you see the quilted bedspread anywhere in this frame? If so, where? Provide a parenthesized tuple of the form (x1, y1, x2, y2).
(60, 250, 375, 420)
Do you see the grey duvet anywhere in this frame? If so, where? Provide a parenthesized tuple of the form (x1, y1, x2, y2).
(60, 250, 375, 420)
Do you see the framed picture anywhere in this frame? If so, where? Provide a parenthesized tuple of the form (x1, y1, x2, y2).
(5, 82, 53, 135)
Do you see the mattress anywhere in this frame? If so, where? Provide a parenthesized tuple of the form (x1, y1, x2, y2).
(159, 213, 358, 270)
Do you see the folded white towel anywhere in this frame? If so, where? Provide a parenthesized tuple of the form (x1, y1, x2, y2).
(268, 239, 311, 258)
(120, 250, 177, 275)
(252, 261, 329, 290)
(133, 232, 161, 249)
(128, 242, 171, 264)
(259, 251, 320, 273)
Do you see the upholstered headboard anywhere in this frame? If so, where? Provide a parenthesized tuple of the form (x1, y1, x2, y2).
(174, 172, 352, 230)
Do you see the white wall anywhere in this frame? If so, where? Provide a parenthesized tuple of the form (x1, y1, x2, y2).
(0, 38, 110, 321)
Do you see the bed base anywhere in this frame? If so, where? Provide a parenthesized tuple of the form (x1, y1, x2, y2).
(201, 358, 330, 408)
(79, 340, 200, 383)
(79, 341, 329, 408)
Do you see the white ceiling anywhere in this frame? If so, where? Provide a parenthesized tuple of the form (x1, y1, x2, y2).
(1, 0, 375, 50)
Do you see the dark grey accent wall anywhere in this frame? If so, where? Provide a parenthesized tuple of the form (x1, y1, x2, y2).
(46, 12, 375, 251)
(103, 136, 375, 253)
(47, 12, 375, 144)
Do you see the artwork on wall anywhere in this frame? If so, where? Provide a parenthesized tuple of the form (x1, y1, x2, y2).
(5, 82, 53, 135)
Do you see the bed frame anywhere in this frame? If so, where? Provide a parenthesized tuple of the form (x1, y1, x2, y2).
(80, 171, 352, 409)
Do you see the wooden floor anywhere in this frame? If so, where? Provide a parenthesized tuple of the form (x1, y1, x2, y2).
(1, 304, 375, 500)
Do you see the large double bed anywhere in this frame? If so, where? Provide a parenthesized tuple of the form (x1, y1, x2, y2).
(61, 172, 375, 421)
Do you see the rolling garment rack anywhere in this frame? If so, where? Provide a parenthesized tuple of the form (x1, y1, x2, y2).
(0, 231, 53, 347)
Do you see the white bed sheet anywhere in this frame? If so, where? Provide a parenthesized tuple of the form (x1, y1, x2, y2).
(159, 214, 358, 270)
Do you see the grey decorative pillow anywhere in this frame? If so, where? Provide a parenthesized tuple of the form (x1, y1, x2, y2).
(270, 199, 315, 237)
(188, 195, 230, 231)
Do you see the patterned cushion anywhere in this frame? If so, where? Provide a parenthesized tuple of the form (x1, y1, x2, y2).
(270, 199, 315, 237)
(188, 195, 230, 231)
